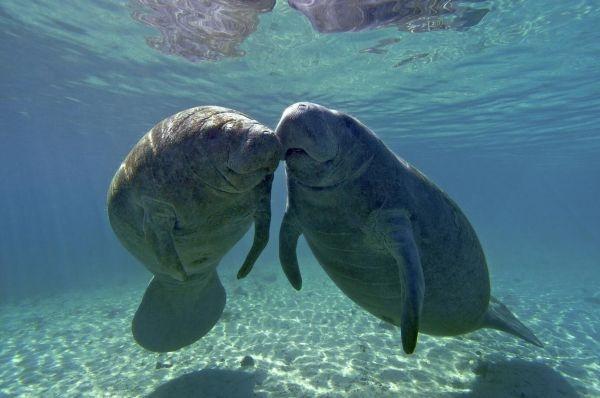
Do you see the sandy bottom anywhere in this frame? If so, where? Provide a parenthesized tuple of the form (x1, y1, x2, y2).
(0, 262, 598, 397)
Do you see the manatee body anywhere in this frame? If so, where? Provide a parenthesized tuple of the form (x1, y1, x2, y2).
(275, 102, 542, 354)
(107, 106, 281, 352)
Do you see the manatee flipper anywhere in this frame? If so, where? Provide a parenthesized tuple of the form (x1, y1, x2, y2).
(279, 208, 303, 290)
(373, 210, 425, 354)
(140, 196, 186, 281)
(481, 296, 543, 347)
(237, 175, 274, 279)
(132, 273, 226, 352)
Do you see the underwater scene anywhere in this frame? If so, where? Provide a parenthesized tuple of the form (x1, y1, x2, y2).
(1, 1, 599, 397)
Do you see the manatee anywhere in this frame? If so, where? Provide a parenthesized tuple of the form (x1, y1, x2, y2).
(107, 106, 281, 352)
(275, 102, 542, 354)
(288, 0, 488, 34)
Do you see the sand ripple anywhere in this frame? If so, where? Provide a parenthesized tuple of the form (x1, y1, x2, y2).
(0, 263, 597, 397)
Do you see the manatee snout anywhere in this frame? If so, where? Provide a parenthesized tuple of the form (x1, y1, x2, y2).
(276, 102, 338, 162)
(228, 127, 282, 175)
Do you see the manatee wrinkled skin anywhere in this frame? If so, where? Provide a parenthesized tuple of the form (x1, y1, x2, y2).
(276, 102, 542, 354)
(107, 106, 281, 352)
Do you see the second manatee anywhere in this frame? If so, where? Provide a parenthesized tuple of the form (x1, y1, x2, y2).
(275, 102, 542, 354)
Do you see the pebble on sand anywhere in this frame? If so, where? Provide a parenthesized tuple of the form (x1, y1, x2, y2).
(240, 355, 255, 368)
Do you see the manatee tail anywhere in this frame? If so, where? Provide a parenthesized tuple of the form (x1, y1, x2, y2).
(481, 296, 543, 347)
(132, 273, 226, 352)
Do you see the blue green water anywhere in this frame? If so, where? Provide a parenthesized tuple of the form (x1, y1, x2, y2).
(1, 1, 599, 397)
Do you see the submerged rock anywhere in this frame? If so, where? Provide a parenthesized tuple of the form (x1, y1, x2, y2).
(240, 355, 255, 368)
(155, 361, 173, 369)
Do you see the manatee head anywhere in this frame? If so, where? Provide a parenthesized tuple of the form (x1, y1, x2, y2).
(275, 102, 374, 188)
(185, 109, 281, 193)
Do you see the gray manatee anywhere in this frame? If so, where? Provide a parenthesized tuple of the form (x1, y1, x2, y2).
(107, 106, 281, 352)
(275, 102, 542, 354)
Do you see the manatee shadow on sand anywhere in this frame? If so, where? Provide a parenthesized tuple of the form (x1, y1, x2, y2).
(147, 368, 266, 398)
(460, 359, 581, 398)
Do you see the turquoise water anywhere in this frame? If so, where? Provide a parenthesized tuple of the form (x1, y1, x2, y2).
(1, 1, 599, 397)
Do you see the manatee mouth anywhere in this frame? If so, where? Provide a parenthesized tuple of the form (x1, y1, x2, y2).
(284, 148, 309, 159)
(284, 148, 320, 168)
(188, 163, 240, 194)
(284, 147, 337, 163)
(219, 164, 273, 193)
